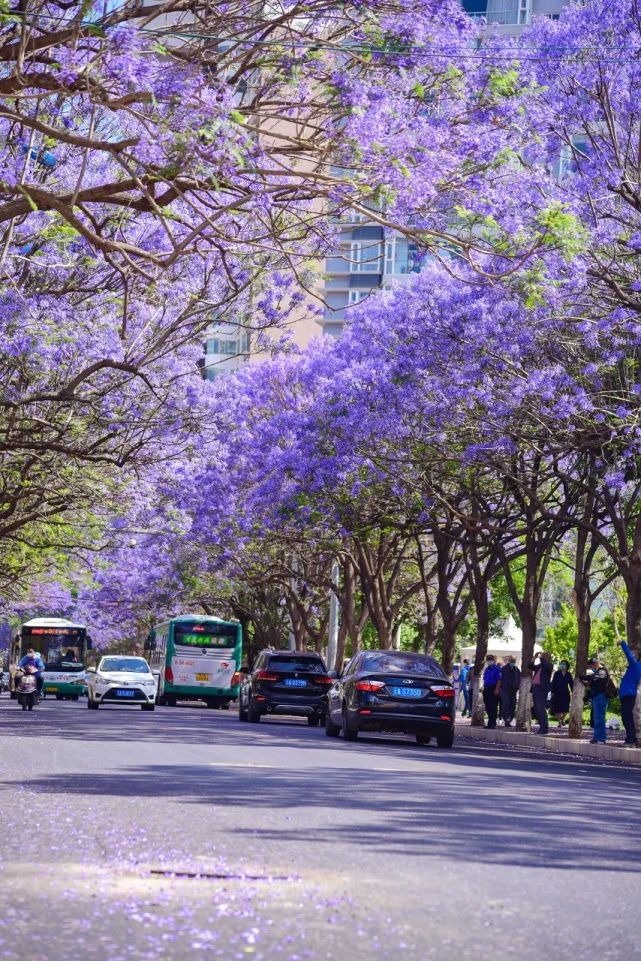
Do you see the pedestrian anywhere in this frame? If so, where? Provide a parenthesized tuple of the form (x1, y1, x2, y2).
(618, 639, 641, 747)
(500, 656, 521, 727)
(467, 667, 475, 718)
(459, 658, 471, 716)
(550, 660, 573, 728)
(482, 654, 502, 729)
(529, 651, 553, 735)
(581, 655, 611, 745)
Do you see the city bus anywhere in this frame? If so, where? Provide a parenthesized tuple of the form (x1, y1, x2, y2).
(10, 618, 92, 700)
(146, 614, 242, 708)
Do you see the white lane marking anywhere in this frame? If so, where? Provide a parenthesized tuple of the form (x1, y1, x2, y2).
(209, 762, 279, 769)
(208, 762, 428, 773)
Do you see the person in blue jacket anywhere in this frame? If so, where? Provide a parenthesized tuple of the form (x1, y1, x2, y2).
(19, 648, 45, 698)
(482, 654, 502, 729)
(619, 640, 641, 747)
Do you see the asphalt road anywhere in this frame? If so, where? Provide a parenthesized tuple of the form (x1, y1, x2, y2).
(1, 697, 640, 961)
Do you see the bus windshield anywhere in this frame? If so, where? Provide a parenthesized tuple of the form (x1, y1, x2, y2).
(22, 631, 85, 672)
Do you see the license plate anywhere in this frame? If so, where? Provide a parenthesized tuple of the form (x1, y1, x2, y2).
(390, 687, 423, 698)
(116, 689, 135, 698)
(284, 678, 307, 687)
(195, 673, 210, 682)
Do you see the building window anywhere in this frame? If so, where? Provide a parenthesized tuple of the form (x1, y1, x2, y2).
(348, 290, 369, 305)
(349, 241, 382, 273)
(556, 137, 589, 181)
(384, 236, 420, 275)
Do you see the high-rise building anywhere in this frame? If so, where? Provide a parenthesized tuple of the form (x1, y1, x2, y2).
(321, 218, 419, 337)
(319, 0, 571, 337)
(461, 0, 566, 28)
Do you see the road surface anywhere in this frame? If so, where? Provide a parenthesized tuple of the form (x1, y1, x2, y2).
(0, 697, 639, 960)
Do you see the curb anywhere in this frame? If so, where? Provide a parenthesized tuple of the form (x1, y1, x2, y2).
(454, 723, 641, 765)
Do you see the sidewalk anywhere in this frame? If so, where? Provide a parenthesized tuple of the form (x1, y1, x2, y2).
(455, 716, 641, 765)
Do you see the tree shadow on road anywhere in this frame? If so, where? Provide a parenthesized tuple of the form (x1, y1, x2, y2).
(4, 710, 640, 874)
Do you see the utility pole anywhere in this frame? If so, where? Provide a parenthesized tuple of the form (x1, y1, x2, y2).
(326, 560, 340, 670)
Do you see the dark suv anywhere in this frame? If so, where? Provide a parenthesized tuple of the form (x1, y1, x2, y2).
(238, 650, 332, 725)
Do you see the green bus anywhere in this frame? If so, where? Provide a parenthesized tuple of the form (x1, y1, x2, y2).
(146, 614, 242, 708)
(10, 617, 92, 700)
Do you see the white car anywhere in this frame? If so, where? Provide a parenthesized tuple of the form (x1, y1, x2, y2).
(86, 656, 156, 711)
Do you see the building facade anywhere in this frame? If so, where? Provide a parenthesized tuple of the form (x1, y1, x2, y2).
(319, 0, 571, 337)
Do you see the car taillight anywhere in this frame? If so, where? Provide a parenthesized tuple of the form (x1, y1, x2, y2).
(431, 686, 454, 698)
(231, 672, 240, 686)
(165, 667, 174, 684)
(257, 671, 279, 681)
(312, 676, 333, 685)
(356, 680, 386, 692)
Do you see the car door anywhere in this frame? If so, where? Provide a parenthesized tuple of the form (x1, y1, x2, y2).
(247, 654, 266, 704)
(329, 655, 358, 719)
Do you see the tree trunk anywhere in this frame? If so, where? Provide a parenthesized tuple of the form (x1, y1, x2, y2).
(624, 563, 641, 655)
(424, 614, 438, 654)
(441, 624, 457, 676)
(568, 588, 591, 739)
(515, 607, 537, 731)
(471, 582, 489, 727)
(470, 673, 483, 727)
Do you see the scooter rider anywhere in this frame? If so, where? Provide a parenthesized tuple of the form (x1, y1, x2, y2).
(19, 648, 45, 699)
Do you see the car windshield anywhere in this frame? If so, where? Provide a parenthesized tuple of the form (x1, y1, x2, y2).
(100, 657, 150, 674)
(361, 653, 446, 677)
(267, 656, 325, 673)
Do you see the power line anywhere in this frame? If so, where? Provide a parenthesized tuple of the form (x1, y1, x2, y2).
(1, 10, 641, 64)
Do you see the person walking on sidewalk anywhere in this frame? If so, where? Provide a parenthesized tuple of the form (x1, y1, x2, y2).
(482, 655, 502, 729)
(500, 656, 520, 727)
(618, 640, 641, 747)
(459, 659, 472, 716)
(550, 660, 573, 728)
(581, 655, 611, 745)
(530, 651, 553, 735)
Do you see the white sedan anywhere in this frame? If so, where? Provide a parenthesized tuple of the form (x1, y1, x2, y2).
(86, 656, 157, 711)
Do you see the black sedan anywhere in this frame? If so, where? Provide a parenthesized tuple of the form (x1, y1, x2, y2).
(239, 650, 332, 725)
(325, 650, 455, 747)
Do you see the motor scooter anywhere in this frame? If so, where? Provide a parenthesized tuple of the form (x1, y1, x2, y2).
(15, 667, 39, 711)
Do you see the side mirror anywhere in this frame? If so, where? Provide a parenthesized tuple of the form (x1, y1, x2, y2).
(86, 667, 96, 674)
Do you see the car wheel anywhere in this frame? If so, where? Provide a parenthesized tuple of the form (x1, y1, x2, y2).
(55, 694, 63, 701)
(72, 695, 79, 702)
(307, 714, 320, 727)
(87, 695, 98, 709)
(238, 696, 249, 722)
(247, 699, 261, 723)
(416, 734, 431, 746)
(436, 729, 454, 749)
(341, 707, 358, 741)
(142, 703, 155, 712)
(325, 710, 340, 738)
